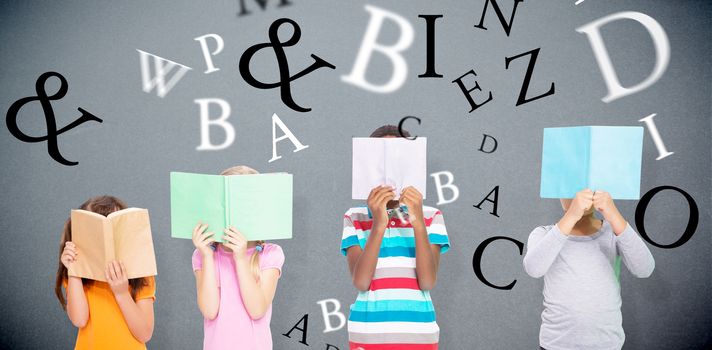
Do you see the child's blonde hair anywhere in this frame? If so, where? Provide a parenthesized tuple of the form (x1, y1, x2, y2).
(220, 165, 264, 282)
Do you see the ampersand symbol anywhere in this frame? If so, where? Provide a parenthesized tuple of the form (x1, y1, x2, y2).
(6, 71, 103, 166)
(239, 18, 336, 113)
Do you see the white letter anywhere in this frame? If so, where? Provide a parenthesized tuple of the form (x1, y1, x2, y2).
(269, 113, 309, 162)
(137, 49, 192, 98)
(576, 12, 670, 103)
(639, 113, 674, 160)
(316, 298, 346, 333)
(195, 98, 235, 151)
(194, 34, 224, 74)
(341, 5, 414, 93)
(430, 171, 460, 205)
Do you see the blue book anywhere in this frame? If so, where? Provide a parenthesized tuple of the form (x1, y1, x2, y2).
(540, 126, 644, 199)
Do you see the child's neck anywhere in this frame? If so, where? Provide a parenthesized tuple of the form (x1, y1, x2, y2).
(569, 214, 603, 236)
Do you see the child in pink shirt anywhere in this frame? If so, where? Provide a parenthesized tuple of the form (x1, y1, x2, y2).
(191, 165, 285, 350)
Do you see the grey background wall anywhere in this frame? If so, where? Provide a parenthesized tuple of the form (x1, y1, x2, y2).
(0, 0, 710, 349)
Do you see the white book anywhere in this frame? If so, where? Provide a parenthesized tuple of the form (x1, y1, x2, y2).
(352, 137, 427, 200)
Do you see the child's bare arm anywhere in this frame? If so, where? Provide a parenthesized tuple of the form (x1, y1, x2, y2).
(192, 223, 219, 320)
(234, 258, 280, 320)
(401, 186, 440, 290)
(61, 242, 89, 328)
(65, 276, 89, 327)
(348, 186, 394, 291)
(222, 228, 283, 319)
(107, 261, 154, 343)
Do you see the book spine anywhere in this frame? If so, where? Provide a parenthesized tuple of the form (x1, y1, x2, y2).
(383, 139, 388, 190)
(224, 176, 230, 230)
(585, 127, 592, 190)
(104, 218, 114, 279)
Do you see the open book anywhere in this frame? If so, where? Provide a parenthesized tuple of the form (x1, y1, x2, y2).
(352, 137, 427, 200)
(170, 172, 293, 242)
(540, 126, 644, 199)
(68, 208, 157, 282)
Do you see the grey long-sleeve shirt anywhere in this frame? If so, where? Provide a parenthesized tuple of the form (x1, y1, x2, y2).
(523, 221, 655, 350)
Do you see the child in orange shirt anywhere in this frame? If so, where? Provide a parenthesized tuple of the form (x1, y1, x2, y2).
(55, 195, 156, 350)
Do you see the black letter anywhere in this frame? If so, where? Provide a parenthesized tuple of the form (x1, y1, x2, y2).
(418, 15, 443, 78)
(473, 236, 524, 290)
(239, 18, 336, 113)
(238, 0, 291, 16)
(505, 48, 555, 106)
(452, 69, 493, 113)
(5, 71, 103, 166)
(478, 134, 498, 153)
(635, 186, 699, 249)
(474, 0, 525, 36)
(326, 345, 340, 350)
(474, 186, 500, 217)
(398, 116, 421, 140)
(283, 313, 309, 345)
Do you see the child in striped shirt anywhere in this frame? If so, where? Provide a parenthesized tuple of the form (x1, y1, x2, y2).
(341, 125, 450, 350)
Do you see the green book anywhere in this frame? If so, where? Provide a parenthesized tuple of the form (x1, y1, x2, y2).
(170, 172, 293, 242)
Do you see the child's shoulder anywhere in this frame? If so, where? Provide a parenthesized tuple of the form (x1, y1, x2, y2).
(262, 242, 284, 257)
(191, 248, 209, 266)
(344, 206, 370, 219)
(422, 205, 442, 217)
(529, 224, 555, 236)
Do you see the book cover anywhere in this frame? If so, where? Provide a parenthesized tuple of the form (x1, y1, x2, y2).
(170, 172, 293, 241)
(540, 126, 644, 199)
(68, 208, 157, 281)
(352, 137, 427, 200)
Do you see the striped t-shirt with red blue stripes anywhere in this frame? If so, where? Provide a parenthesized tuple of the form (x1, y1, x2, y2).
(340, 205, 450, 350)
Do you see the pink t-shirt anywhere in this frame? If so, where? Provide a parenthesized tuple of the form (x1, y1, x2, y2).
(192, 243, 285, 350)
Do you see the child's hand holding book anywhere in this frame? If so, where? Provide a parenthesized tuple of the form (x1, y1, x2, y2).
(558, 189, 628, 236)
(105, 260, 130, 296)
(61, 241, 79, 269)
(566, 189, 595, 220)
(592, 191, 627, 235)
(223, 226, 249, 261)
(192, 222, 215, 259)
(400, 186, 425, 226)
(558, 189, 594, 234)
(367, 185, 396, 232)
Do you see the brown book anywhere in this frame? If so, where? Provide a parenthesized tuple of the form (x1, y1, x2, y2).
(68, 208, 157, 281)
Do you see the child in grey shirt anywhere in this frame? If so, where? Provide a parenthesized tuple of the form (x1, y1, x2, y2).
(524, 189, 655, 350)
